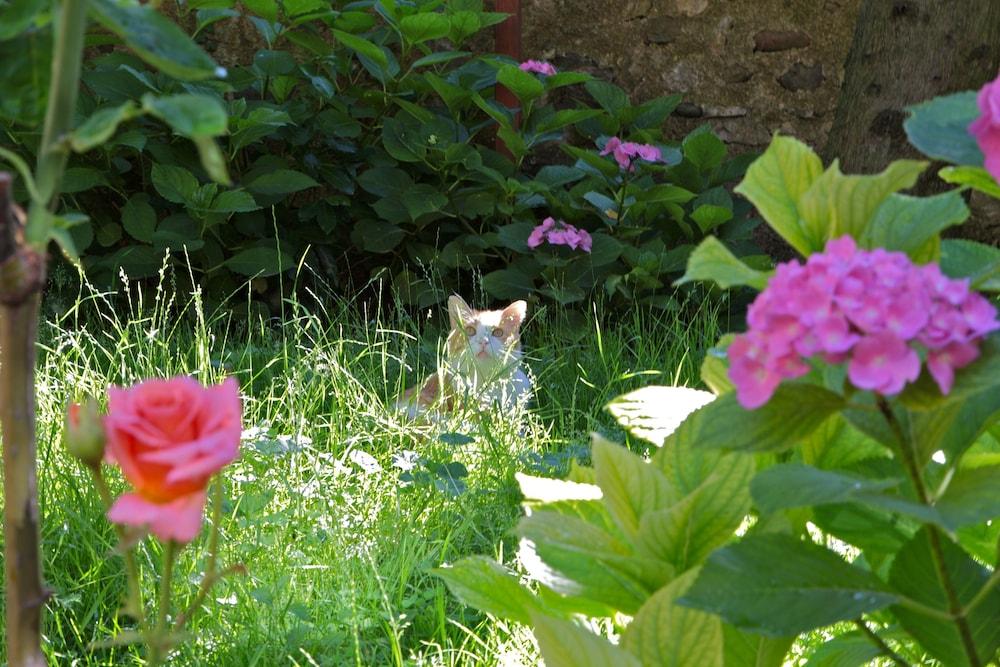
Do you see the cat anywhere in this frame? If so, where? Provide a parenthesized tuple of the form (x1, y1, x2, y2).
(395, 295, 531, 420)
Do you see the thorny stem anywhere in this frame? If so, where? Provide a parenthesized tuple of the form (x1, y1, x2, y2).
(87, 464, 145, 624)
(854, 618, 909, 667)
(876, 397, 982, 667)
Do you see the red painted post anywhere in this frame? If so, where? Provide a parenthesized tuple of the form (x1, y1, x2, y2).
(494, 0, 522, 156)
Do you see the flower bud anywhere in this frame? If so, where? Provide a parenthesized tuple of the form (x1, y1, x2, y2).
(63, 400, 105, 466)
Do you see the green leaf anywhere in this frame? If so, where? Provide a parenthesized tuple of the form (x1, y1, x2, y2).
(733, 134, 824, 256)
(750, 463, 898, 515)
(632, 94, 683, 129)
(0, 28, 51, 126)
(382, 116, 426, 162)
(400, 184, 447, 221)
(244, 169, 318, 196)
(678, 534, 898, 636)
(606, 386, 716, 447)
(90, 0, 222, 80)
(592, 434, 675, 538)
(667, 383, 844, 453)
(121, 193, 156, 242)
(399, 12, 451, 43)
(151, 163, 198, 205)
(904, 91, 983, 166)
(352, 219, 405, 253)
(516, 505, 663, 613)
(211, 190, 259, 214)
(675, 236, 771, 290)
(636, 451, 754, 570)
(940, 238, 1000, 292)
(690, 204, 733, 234)
(71, 101, 138, 152)
(683, 128, 727, 172)
(224, 246, 292, 276)
(635, 183, 696, 204)
(861, 189, 968, 261)
(584, 80, 629, 116)
(482, 267, 535, 299)
(531, 612, 641, 667)
(889, 528, 1000, 666)
(802, 630, 881, 667)
(357, 166, 413, 198)
(411, 50, 471, 68)
(797, 158, 926, 247)
(0, 0, 49, 41)
(723, 625, 794, 667)
(622, 569, 723, 667)
(332, 28, 387, 67)
(534, 108, 603, 134)
(936, 464, 1000, 530)
(142, 93, 227, 138)
(940, 164, 1000, 198)
(446, 10, 480, 44)
(497, 64, 545, 103)
(192, 136, 231, 186)
(433, 556, 539, 624)
(60, 167, 109, 194)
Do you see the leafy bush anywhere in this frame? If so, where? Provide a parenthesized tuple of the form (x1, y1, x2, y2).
(0, 0, 757, 309)
(436, 132, 1000, 665)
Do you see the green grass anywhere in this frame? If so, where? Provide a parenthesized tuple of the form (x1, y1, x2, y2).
(14, 272, 724, 665)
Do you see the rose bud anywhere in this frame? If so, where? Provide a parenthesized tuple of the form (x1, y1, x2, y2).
(63, 400, 106, 466)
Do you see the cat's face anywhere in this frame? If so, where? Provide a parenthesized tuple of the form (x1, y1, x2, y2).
(446, 295, 526, 369)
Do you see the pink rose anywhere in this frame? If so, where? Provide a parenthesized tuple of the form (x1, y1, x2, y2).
(105, 376, 242, 542)
(970, 75, 1000, 182)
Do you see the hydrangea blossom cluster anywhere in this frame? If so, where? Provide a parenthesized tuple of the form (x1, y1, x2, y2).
(527, 217, 593, 252)
(729, 236, 1000, 409)
(519, 60, 557, 76)
(600, 137, 662, 171)
(969, 73, 1000, 182)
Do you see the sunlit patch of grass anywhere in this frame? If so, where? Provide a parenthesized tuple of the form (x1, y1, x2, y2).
(25, 267, 722, 665)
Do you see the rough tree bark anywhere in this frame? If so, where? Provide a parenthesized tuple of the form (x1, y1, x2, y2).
(824, 0, 1000, 174)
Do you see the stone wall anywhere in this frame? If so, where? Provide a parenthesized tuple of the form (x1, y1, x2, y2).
(522, 0, 863, 152)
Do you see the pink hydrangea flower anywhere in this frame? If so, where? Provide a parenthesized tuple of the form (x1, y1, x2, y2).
(599, 137, 662, 171)
(728, 236, 1000, 409)
(519, 60, 557, 76)
(969, 74, 1000, 183)
(526, 217, 593, 253)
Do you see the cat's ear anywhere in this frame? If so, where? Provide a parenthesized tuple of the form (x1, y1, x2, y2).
(448, 295, 474, 329)
(501, 300, 527, 329)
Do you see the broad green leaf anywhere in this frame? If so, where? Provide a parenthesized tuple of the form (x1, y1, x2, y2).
(142, 93, 227, 137)
(665, 383, 844, 453)
(592, 434, 675, 537)
(210, 190, 259, 213)
(606, 385, 715, 447)
(676, 236, 771, 290)
(357, 166, 413, 197)
(411, 50, 471, 68)
(750, 464, 898, 515)
(622, 569, 723, 667)
(0, 28, 51, 125)
(635, 183, 696, 204)
(800, 415, 886, 470)
(802, 630, 881, 667)
(812, 503, 914, 560)
(904, 91, 983, 166)
(61, 167, 109, 194)
(862, 189, 968, 261)
(400, 184, 447, 220)
(151, 163, 198, 205)
(584, 80, 629, 116)
(723, 624, 794, 667)
(940, 165, 1000, 198)
(797, 158, 926, 247)
(0, 0, 49, 40)
(690, 204, 733, 233)
(516, 507, 663, 613)
(534, 108, 603, 134)
(940, 238, 1000, 292)
(352, 219, 405, 253)
(545, 71, 592, 89)
(90, 0, 222, 80)
(497, 64, 545, 103)
(936, 465, 1000, 530)
(192, 136, 231, 185)
(678, 534, 898, 635)
(482, 267, 535, 299)
(121, 193, 156, 242)
(331, 29, 388, 68)
(683, 128, 727, 172)
(733, 134, 823, 256)
(382, 116, 426, 162)
(244, 169, 318, 196)
(432, 556, 539, 624)
(889, 528, 1000, 666)
(223, 246, 292, 276)
(531, 612, 641, 667)
(636, 451, 753, 570)
(399, 12, 451, 43)
(633, 94, 683, 129)
(699, 337, 734, 396)
(71, 101, 138, 152)
(446, 10, 480, 44)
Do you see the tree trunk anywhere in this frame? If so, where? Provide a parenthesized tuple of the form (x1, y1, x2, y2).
(824, 0, 1000, 175)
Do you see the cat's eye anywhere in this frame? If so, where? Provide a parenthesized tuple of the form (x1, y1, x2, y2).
(492, 328, 504, 338)
(464, 325, 476, 336)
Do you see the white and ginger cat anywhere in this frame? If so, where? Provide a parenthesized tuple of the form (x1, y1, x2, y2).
(395, 295, 531, 419)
